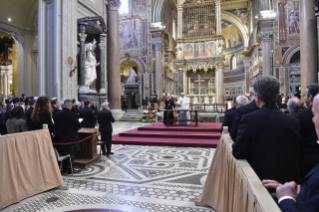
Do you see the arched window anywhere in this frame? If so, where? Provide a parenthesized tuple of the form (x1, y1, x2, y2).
(232, 56, 237, 70)
(119, 0, 129, 14)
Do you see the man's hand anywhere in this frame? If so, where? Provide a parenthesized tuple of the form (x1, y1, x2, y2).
(276, 182, 300, 200)
(262, 180, 282, 198)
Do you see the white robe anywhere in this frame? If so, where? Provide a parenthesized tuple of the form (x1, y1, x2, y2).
(177, 96, 190, 125)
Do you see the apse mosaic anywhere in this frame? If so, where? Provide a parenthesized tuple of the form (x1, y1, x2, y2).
(221, 19, 244, 52)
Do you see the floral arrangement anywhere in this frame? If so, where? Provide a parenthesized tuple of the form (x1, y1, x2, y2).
(139, 107, 157, 123)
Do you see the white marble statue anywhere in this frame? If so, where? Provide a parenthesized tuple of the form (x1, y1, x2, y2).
(217, 39, 225, 55)
(193, 97, 199, 104)
(84, 39, 100, 88)
(126, 67, 137, 85)
(176, 43, 183, 59)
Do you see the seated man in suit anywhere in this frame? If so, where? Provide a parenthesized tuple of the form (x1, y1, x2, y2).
(163, 94, 175, 126)
(263, 94, 319, 212)
(232, 76, 301, 186)
(55, 99, 82, 174)
(296, 84, 319, 178)
(98, 102, 115, 155)
(230, 87, 259, 141)
(221, 95, 248, 133)
(287, 97, 302, 118)
(79, 101, 96, 128)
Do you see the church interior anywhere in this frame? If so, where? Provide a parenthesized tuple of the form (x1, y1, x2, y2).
(0, 0, 318, 211)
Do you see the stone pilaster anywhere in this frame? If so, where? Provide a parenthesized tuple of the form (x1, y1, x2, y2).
(215, 0, 222, 35)
(243, 59, 251, 95)
(155, 41, 164, 99)
(78, 25, 87, 90)
(107, 0, 122, 112)
(99, 33, 107, 94)
(215, 60, 224, 104)
(258, 32, 272, 76)
(177, 5, 183, 38)
(300, 0, 318, 100)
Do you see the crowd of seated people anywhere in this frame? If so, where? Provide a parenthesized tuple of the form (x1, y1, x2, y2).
(222, 76, 319, 211)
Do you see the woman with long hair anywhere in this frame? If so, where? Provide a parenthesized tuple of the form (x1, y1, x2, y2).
(6, 106, 28, 134)
(31, 96, 56, 136)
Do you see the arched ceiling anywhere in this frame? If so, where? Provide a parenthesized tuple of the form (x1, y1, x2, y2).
(0, 0, 38, 29)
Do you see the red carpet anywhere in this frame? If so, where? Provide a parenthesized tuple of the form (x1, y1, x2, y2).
(112, 122, 222, 148)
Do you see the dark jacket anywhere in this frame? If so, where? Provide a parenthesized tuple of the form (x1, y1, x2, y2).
(71, 105, 79, 115)
(221, 110, 236, 133)
(296, 106, 319, 177)
(0, 108, 7, 134)
(98, 109, 115, 132)
(25, 107, 34, 130)
(91, 105, 98, 116)
(79, 107, 96, 128)
(230, 100, 259, 141)
(225, 106, 236, 114)
(52, 106, 61, 122)
(279, 162, 319, 212)
(54, 108, 82, 155)
(5, 110, 11, 123)
(5, 99, 12, 105)
(289, 110, 301, 118)
(232, 104, 301, 185)
(31, 109, 56, 135)
(164, 99, 175, 110)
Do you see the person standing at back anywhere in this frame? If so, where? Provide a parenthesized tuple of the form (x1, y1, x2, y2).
(296, 84, 319, 178)
(79, 101, 96, 128)
(98, 102, 115, 155)
(31, 96, 56, 137)
(25, 99, 36, 130)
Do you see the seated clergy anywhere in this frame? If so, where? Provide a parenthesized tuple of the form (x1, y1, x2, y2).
(263, 94, 319, 212)
(55, 99, 82, 174)
(221, 95, 248, 133)
(232, 76, 301, 185)
(287, 97, 302, 118)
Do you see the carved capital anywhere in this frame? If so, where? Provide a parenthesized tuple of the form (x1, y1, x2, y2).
(258, 32, 272, 43)
(154, 42, 164, 51)
(78, 33, 87, 42)
(108, 0, 121, 11)
(215, 0, 222, 7)
(215, 60, 225, 69)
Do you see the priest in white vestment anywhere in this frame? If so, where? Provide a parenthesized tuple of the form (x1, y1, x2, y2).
(177, 93, 190, 125)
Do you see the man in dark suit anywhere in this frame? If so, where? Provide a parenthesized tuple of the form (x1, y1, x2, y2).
(25, 99, 36, 130)
(51, 98, 61, 122)
(90, 102, 98, 117)
(232, 76, 301, 186)
(295, 84, 319, 178)
(55, 99, 82, 174)
(263, 94, 319, 212)
(287, 97, 302, 118)
(0, 102, 7, 135)
(71, 99, 79, 115)
(5, 95, 13, 105)
(163, 94, 175, 126)
(79, 101, 96, 128)
(221, 95, 248, 133)
(230, 87, 259, 141)
(98, 102, 115, 155)
(225, 95, 238, 114)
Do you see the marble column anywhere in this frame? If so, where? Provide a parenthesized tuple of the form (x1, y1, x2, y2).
(244, 59, 251, 95)
(154, 41, 164, 99)
(107, 0, 122, 110)
(215, 61, 224, 104)
(177, 5, 183, 38)
(300, 0, 318, 100)
(215, 0, 222, 35)
(99, 33, 107, 94)
(258, 32, 272, 76)
(78, 25, 87, 91)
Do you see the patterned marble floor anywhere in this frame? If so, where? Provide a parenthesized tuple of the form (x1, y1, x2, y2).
(1, 122, 216, 212)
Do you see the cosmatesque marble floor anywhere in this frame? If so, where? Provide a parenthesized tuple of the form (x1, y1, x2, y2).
(1, 122, 216, 212)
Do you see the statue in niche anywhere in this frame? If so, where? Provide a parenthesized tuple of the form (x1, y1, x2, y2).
(176, 43, 183, 59)
(84, 39, 100, 89)
(126, 67, 137, 85)
(217, 39, 225, 55)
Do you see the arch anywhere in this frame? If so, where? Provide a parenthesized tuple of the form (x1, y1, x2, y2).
(153, 0, 176, 22)
(120, 56, 146, 74)
(283, 46, 300, 65)
(221, 11, 249, 49)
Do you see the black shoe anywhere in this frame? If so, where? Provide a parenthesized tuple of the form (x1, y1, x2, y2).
(68, 168, 81, 174)
(106, 152, 114, 155)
